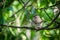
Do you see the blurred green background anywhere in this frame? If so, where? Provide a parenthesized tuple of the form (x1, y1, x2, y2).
(0, 0, 60, 40)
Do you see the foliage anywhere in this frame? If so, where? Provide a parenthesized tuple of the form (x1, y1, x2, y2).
(0, 0, 60, 40)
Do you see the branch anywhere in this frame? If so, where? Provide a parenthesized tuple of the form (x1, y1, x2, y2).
(0, 24, 60, 31)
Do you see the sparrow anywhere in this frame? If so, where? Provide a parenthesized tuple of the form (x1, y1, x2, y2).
(32, 15, 43, 29)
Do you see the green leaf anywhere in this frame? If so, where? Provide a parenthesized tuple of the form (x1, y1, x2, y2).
(49, 0, 55, 4)
(40, 0, 49, 8)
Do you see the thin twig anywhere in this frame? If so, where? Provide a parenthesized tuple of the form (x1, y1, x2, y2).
(42, 11, 60, 29)
(18, 0, 24, 4)
(10, 0, 30, 18)
(37, 2, 60, 10)
(44, 9, 60, 24)
(11, 0, 60, 18)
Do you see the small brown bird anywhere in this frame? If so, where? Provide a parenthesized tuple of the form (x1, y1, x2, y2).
(32, 15, 43, 29)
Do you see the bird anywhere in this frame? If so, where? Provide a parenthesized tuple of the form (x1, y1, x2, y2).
(32, 15, 43, 29)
